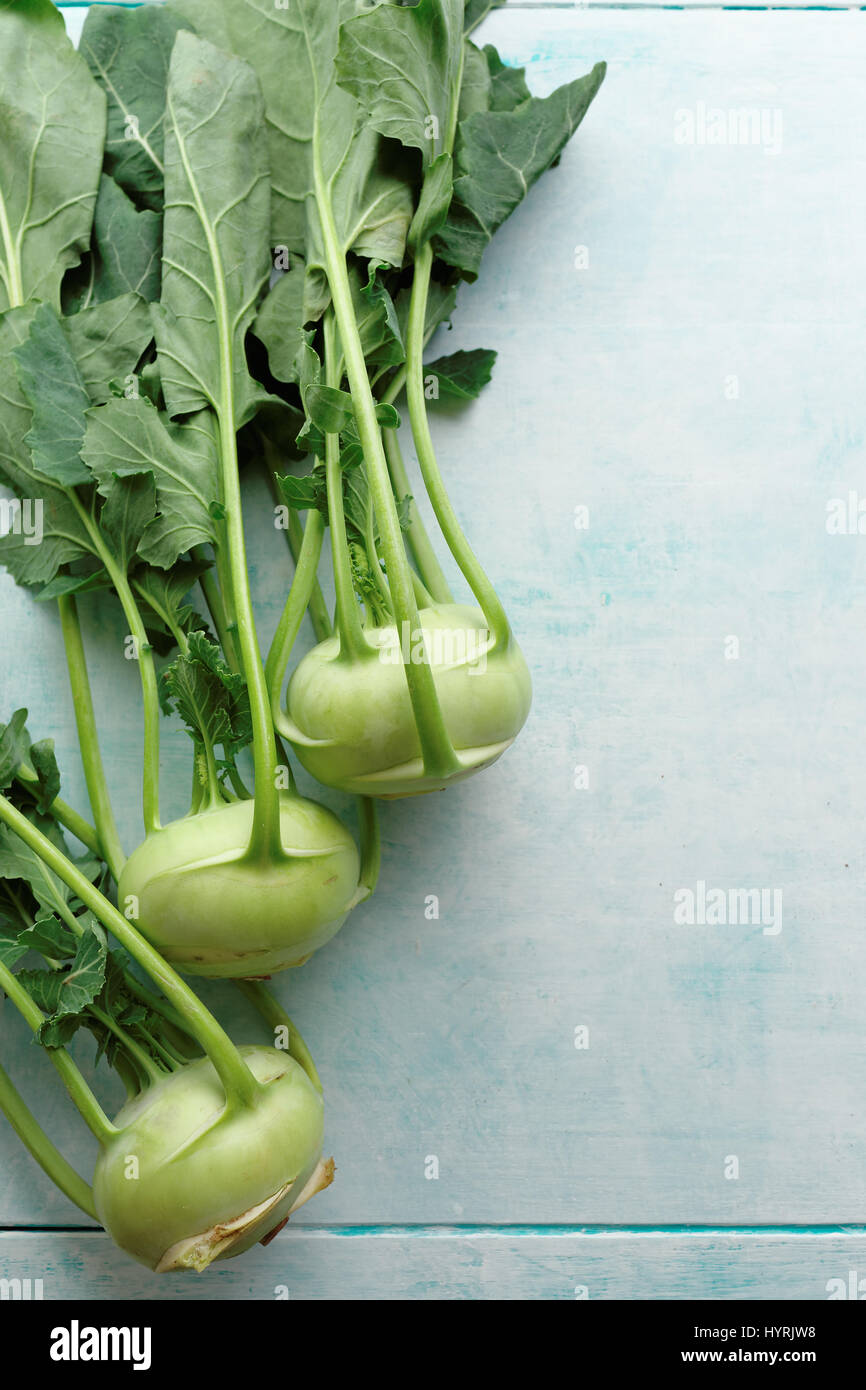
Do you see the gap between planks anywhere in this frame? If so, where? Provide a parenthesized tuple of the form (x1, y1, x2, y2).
(5, 1224, 866, 1239)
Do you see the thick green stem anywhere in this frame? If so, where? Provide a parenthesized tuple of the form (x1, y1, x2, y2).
(261, 451, 333, 644)
(71, 503, 162, 835)
(195, 546, 240, 672)
(289, 512, 332, 642)
(323, 310, 370, 663)
(0, 794, 260, 1110)
(0, 958, 117, 1144)
(406, 242, 511, 650)
(56, 595, 127, 877)
(382, 426, 452, 604)
(235, 980, 322, 1095)
(0, 1058, 97, 1217)
(266, 507, 326, 740)
(216, 419, 281, 860)
(313, 148, 458, 780)
(357, 796, 381, 899)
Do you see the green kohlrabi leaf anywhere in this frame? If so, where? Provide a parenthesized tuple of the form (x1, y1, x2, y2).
(463, 0, 505, 36)
(0, 0, 106, 311)
(65, 176, 162, 312)
(0, 710, 31, 794)
(79, 3, 190, 211)
(12, 304, 93, 488)
(100, 472, 158, 574)
(253, 269, 308, 386)
(81, 395, 220, 569)
(18, 910, 77, 961)
(154, 31, 271, 428)
(19, 925, 108, 1047)
(62, 291, 154, 405)
(484, 45, 532, 112)
(0, 308, 93, 587)
(336, 0, 464, 165)
(408, 152, 454, 254)
(275, 470, 327, 519)
(436, 62, 606, 278)
(0, 711, 61, 816)
(27, 741, 61, 816)
(0, 813, 77, 921)
(161, 631, 252, 759)
(169, 0, 413, 297)
(424, 346, 497, 402)
(33, 568, 112, 604)
(395, 277, 458, 348)
(132, 556, 212, 642)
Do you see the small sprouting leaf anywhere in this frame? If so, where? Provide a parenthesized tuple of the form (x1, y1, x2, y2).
(253, 269, 309, 386)
(424, 347, 497, 401)
(303, 384, 355, 436)
(133, 557, 212, 642)
(0, 710, 31, 793)
(357, 265, 404, 364)
(162, 632, 252, 759)
(408, 152, 454, 254)
(100, 472, 158, 574)
(275, 472, 327, 517)
(27, 741, 61, 816)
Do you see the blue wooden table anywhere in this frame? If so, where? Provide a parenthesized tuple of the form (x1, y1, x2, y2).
(1, 0, 865, 1299)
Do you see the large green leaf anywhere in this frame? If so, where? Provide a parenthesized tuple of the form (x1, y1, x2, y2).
(13, 305, 98, 489)
(0, 0, 106, 311)
(0, 308, 93, 587)
(81, 395, 219, 569)
(79, 3, 189, 211)
(336, 0, 464, 165)
(154, 31, 271, 428)
(170, 0, 413, 286)
(436, 62, 606, 278)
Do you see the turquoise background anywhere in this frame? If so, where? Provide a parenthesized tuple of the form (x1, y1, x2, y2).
(2, 1, 866, 1298)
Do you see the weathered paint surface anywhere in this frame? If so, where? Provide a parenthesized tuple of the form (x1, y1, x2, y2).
(0, 3, 863, 1297)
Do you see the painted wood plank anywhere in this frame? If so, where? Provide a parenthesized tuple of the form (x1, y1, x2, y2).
(1, 1, 862, 1265)
(2, 1228, 866, 1300)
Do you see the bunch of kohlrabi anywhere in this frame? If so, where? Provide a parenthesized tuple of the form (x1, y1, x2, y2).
(0, 0, 603, 1273)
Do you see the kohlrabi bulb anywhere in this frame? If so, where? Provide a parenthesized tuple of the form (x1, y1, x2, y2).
(284, 604, 532, 797)
(93, 1046, 329, 1272)
(117, 794, 362, 977)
